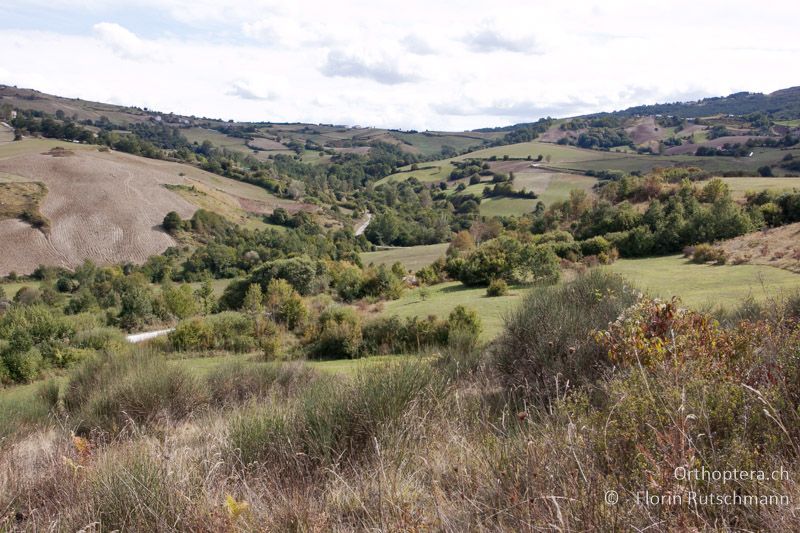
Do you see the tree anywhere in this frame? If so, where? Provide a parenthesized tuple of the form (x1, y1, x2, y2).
(163, 284, 198, 319)
(162, 211, 183, 233)
(243, 283, 264, 314)
(758, 166, 774, 177)
(194, 279, 215, 315)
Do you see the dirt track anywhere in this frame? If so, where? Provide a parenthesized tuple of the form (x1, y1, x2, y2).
(0, 148, 197, 275)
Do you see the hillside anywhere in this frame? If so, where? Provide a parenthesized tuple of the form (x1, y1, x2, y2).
(590, 86, 800, 120)
(0, 139, 314, 276)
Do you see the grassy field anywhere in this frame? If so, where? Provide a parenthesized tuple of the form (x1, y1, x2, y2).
(380, 281, 528, 340)
(390, 132, 490, 157)
(360, 243, 448, 271)
(479, 197, 537, 217)
(0, 279, 42, 296)
(379, 162, 455, 185)
(167, 353, 410, 377)
(605, 255, 800, 309)
(535, 174, 597, 205)
(721, 176, 800, 199)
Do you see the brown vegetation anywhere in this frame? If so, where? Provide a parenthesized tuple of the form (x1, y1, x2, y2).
(719, 222, 800, 273)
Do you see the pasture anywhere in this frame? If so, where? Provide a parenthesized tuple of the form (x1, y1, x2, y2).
(721, 176, 800, 199)
(605, 255, 800, 309)
(360, 243, 448, 272)
(380, 281, 529, 339)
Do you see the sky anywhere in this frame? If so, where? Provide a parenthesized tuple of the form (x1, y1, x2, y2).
(1, 0, 799, 131)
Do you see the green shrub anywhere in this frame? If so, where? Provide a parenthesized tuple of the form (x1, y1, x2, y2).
(494, 270, 638, 405)
(308, 305, 362, 359)
(579, 236, 612, 257)
(690, 243, 728, 265)
(447, 305, 481, 342)
(361, 315, 449, 355)
(169, 317, 214, 351)
(170, 312, 256, 353)
(265, 279, 308, 329)
(486, 278, 509, 297)
(73, 327, 126, 351)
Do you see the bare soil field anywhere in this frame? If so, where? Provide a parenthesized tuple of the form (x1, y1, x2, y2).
(626, 116, 665, 149)
(718, 223, 800, 273)
(0, 148, 198, 275)
(0, 140, 325, 275)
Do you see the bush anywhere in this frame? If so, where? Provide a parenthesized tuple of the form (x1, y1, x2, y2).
(493, 270, 638, 405)
(308, 305, 362, 359)
(73, 327, 127, 351)
(579, 236, 612, 257)
(169, 312, 256, 353)
(690, 243, 728, 265)
(361, 314, 449, 355)
(486, 278, 509, 297)
(447, 305, 481, 342)
(265, 278, 308, 330)
(169, 317, 214, 351)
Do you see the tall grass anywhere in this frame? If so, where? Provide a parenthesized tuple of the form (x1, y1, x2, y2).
(63, 348, 204, 436)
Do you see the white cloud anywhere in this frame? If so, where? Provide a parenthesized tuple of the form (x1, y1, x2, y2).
(461, 26, 543, 54)
(321, 50, 421, 85)
(92, 22, 158, 60)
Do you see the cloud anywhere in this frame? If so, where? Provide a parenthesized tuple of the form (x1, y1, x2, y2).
(226, 80, 277, 101)
(241, 17, 319, 47)
(461, 27, 543, 54)
(92, 22, 157, 60)
(433, 99, 581, 121)
(320, 51, 420, 85)
(402, 34, 436, 55)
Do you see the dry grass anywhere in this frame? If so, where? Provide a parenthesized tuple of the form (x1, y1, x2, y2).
(719, 222, 800, 273)
(0, 181, 48, 229)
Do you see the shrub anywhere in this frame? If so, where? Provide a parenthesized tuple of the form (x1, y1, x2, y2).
(486, 278, 509, 297)
(162, 211, 183, 233)
(304, 361, 444, 463)
(690, 243, 728, 265)
(361, 314, 449, 355)
(579, 236, 612, 257)
(73, 327, 126, 351)
(162, 283, 198, 319)
(169, 312, 256, 353)
(265, 278, 308, 329)
(308, 305, 362, 359)
(447, 305, 481, 342)
(493, 270, 638, 405)
(169, 317, 214, 351)
(250, 256, 322, 296)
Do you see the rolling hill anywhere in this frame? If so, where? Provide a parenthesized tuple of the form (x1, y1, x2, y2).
(0, 139, 316, 276)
